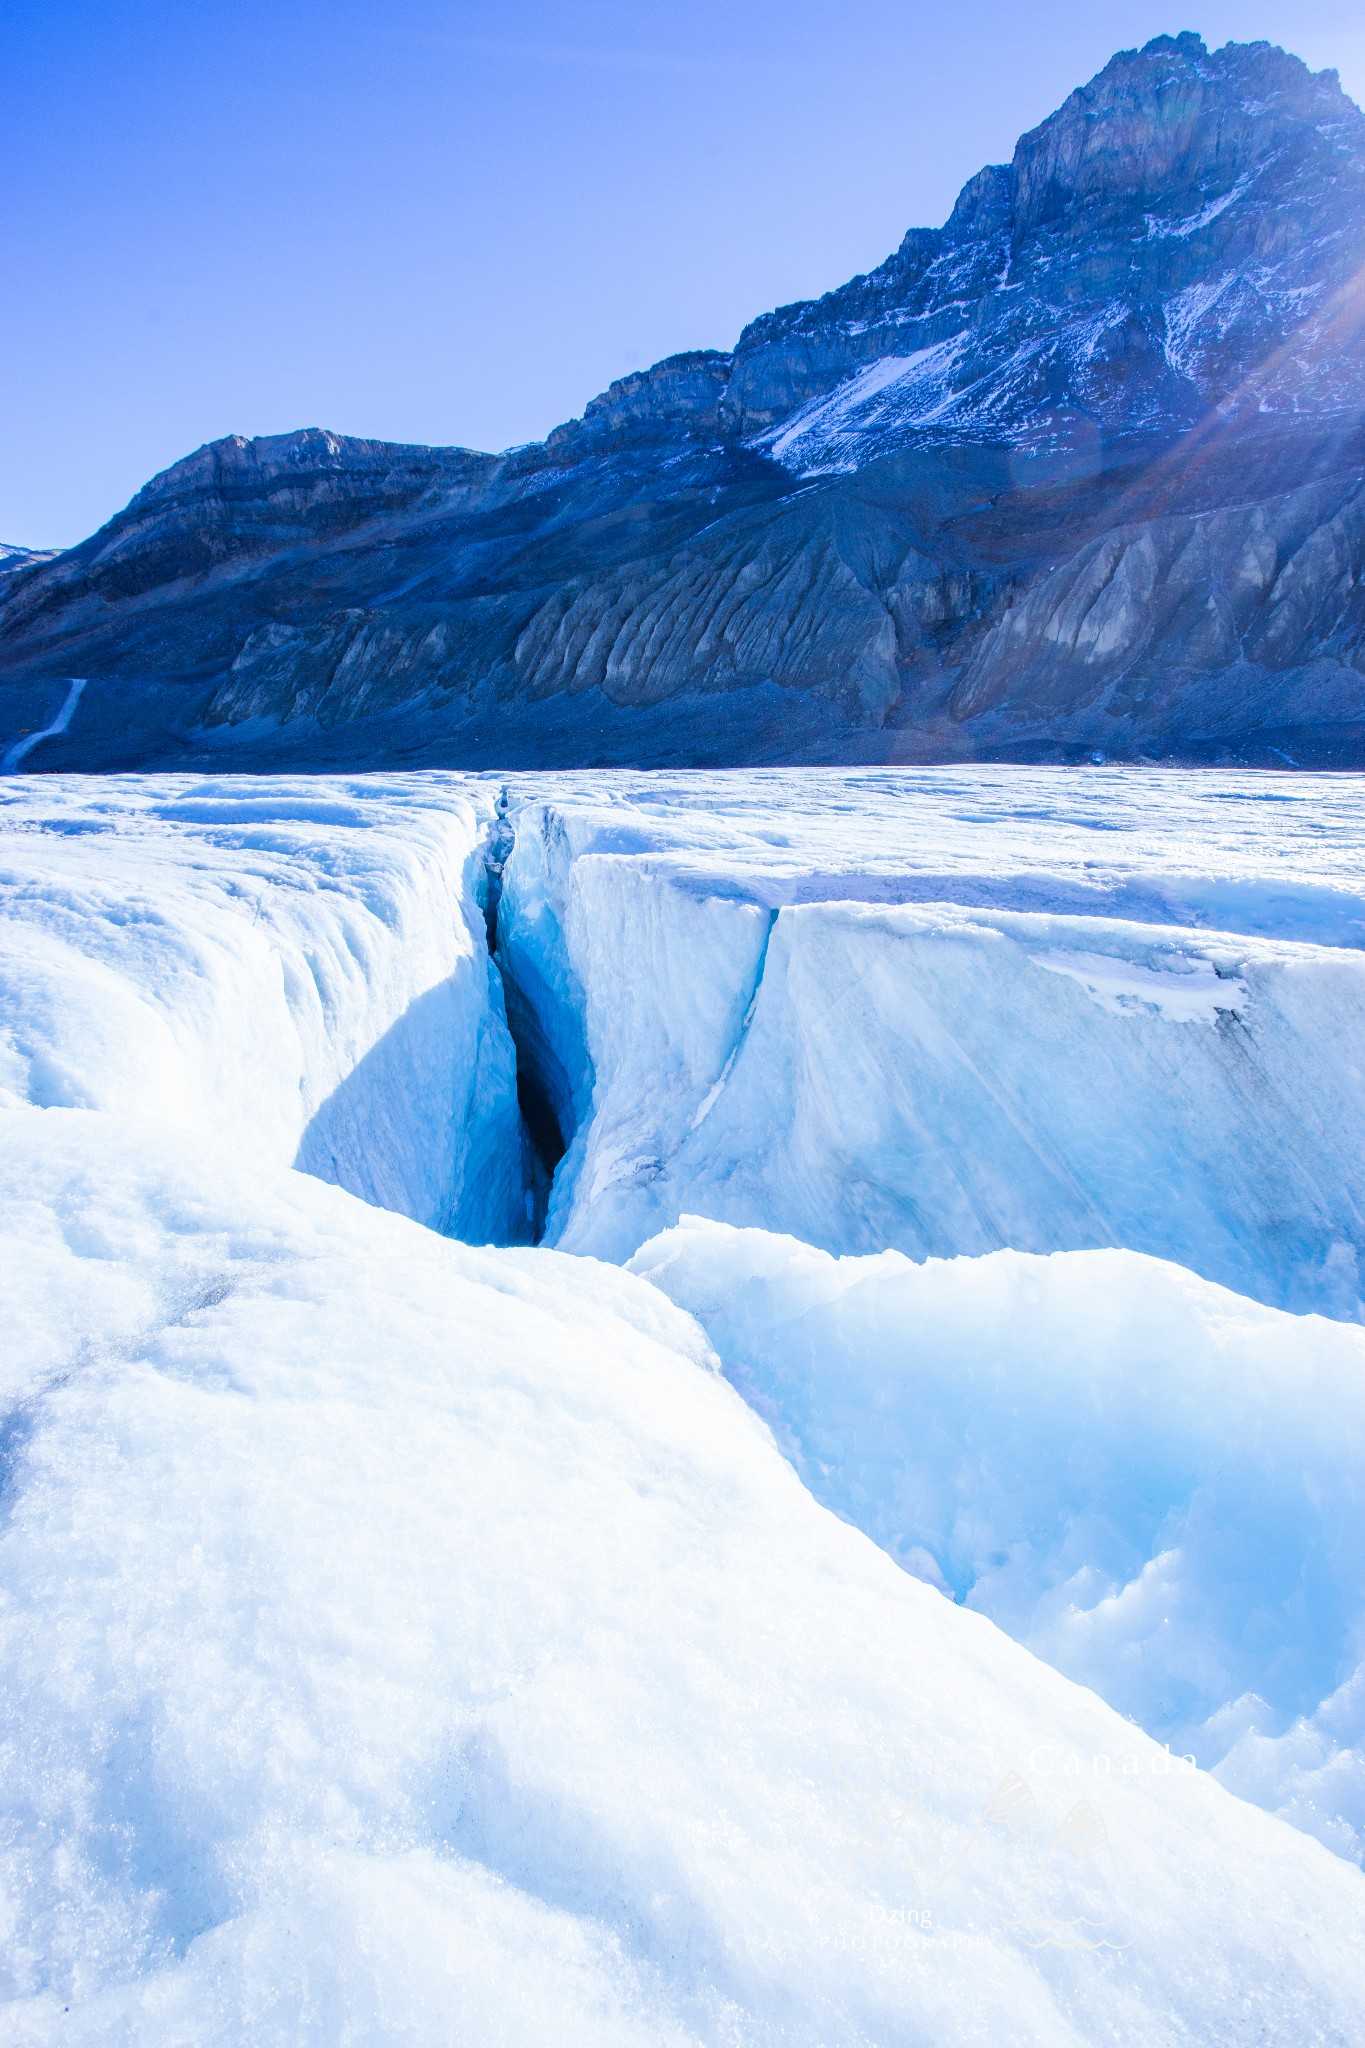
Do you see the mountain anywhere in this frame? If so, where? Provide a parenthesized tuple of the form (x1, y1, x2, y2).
(4, 30, 1365, 769)
(0, 543, 56, 588)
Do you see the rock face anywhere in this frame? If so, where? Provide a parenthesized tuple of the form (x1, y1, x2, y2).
(0, 543, 56, 591)
(4, 32, 1365, 768)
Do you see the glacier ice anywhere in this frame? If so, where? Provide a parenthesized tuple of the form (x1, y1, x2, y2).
(3, 764, 1365, 2039)
(630, 1218, 1365, 1865)
(0, 773, 529, 1243)
(501, 768, 1365, 1316)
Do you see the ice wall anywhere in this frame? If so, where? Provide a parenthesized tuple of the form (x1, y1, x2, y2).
(501, 771, 1365, 1315)
(0, 774, 529, 1242)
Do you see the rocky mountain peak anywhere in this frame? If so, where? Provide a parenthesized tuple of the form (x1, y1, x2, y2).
(0, 430, 498, 633)
(128, 428, 354, 507)
(714, 34, 1365, 463)
(1009, 33, 1357, 233)
(127, 427, 493, 516)
(466, 35, 1365, 467)
(546, 350, 733, 457)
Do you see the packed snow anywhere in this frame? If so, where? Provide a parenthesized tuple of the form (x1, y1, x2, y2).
(631, 1219, 1365, 1864)
(2, 765, 1365, 2040)
(3, 1110, 1364, 2043)
(1030, 948, 1249, 1021)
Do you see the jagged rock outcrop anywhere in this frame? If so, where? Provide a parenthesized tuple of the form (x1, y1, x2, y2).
(3, 32, 1365, 768)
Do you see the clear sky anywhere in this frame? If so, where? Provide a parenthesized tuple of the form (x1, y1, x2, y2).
(3, 0, 1364, 548)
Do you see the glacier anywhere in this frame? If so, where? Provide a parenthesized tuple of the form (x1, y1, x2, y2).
(2, 765, 1364, 2041)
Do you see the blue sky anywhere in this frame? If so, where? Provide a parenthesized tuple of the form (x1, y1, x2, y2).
(4, 0, 1364, 547)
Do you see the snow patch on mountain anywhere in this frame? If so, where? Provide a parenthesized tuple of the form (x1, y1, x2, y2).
(1, 677, 87, 773)
(1145, 167, 1260, 239)
(763, 338, 968, 471)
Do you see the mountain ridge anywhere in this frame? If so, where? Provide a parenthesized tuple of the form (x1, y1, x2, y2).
(4, 30, 1365, 769)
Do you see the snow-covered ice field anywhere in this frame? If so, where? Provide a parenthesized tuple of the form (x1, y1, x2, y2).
(2, 767, 1364, 2043)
